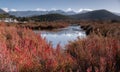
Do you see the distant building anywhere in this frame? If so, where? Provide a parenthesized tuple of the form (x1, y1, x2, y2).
(0, 18, 18, 23)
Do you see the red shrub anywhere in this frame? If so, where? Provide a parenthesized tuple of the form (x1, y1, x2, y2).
(66, 35, 120, 72)
(1, 22, 119, 72)
(0, 22, 74, 72)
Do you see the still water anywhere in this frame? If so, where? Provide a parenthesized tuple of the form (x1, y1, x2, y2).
(35, 25, 86, 48)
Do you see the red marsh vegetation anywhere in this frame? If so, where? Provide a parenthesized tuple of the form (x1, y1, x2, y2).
(0, 22, 120, 72)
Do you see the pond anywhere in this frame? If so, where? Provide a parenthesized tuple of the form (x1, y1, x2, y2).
(35, 25, 86, 48)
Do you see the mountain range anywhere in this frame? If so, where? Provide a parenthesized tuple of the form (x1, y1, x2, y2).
(9, 10, 120, 17)
(0, 8, 120, 21)
(70, 9, 120, 20)
(8, 10, 76, 17)
(28, 14, 70, 22)
(23, 9, 120, 22)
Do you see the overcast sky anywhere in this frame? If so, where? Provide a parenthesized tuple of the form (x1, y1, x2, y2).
(0, 0, 120, 12)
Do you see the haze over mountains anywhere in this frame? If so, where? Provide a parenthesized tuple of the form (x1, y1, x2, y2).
(114, 13, 120, 16)
(8, 9, 90, 17)
(0, 9, 6, 14)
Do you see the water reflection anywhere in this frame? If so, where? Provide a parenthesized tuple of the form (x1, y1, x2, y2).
(35, 25, 86, 48)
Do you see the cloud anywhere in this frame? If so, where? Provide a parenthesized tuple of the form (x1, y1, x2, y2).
(65, 8, 93, 13)
(78, 8, 93, 12)
(2, 8, 9, 12)
(35, 8, 46, 11)
(10, 9, 17, 12)
(66, 8, 73, 12)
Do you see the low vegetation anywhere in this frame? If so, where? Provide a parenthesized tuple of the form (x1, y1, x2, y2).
(0, 22, 74, 72)
(0, 21, 120, 72)
(0, 13, 16, 19)
(79, 20, 120, 40)
(66, 35, 120, 72)
(6, 21, 70, 30)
